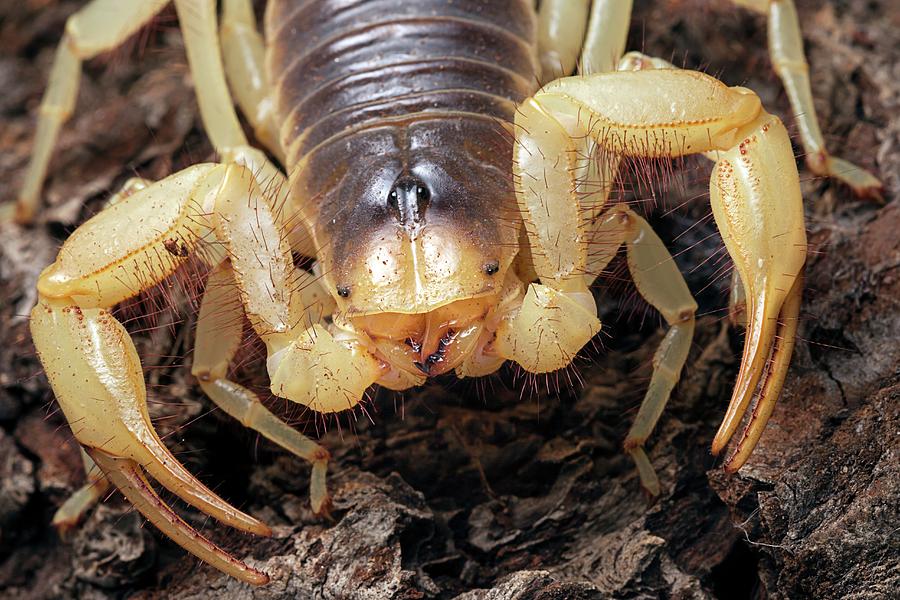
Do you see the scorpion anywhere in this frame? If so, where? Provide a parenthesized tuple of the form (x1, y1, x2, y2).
(14, 0, 881, 585)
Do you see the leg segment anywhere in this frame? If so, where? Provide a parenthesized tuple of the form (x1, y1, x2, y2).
(493, 91, 602, 373)
(515, 69, 806, 469)
(51, 450, 111, 536)
(580, 0, 634, 75)
(12, 0, 253, 224)
(618, 209, 697, 495)
(732, 0, 882, 197)
(192, 262, 331, 513)
(12, 0, 169, 223)
(536, 0, 592, 79)
(493, 52, 680, 374)
(172, 0, 247, 153)
(33, 154, 378, 582)
(220, 0, 283, 159)
(534, 0, 635, 79)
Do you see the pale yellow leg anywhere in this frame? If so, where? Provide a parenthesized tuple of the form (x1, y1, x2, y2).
(536, 0, 592, 80)
(617, 209, 697, 495)
(494, 54, 673, 374)
(539, 0, 636, 218)
(580, 0, 634, 75)
(514, 68, 807, 470)
(192, 262, 331, 513)
(13, 0, 259, 224)
(577, 51, 680, 233)
(492, 51, 674, 373)
(31, 144, 374, 582)
(10, 0, 169, 223)
(220, 0, 283, 160)
(31, 165, 270, 585)
(172, 0, 247, 153)
(494, 87, 602, 373)
(733, 0, 882, 197)
(51, 450, 110, 536)
(535, 0, 635, 79)
(578, 205, 698, 494)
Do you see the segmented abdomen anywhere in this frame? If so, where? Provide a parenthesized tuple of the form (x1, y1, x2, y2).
(264, 0, 538, 169)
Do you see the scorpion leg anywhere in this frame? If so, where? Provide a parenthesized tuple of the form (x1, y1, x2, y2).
(535, 0, 635, 78)
(610, 51, 758, 338)
(515, 69, 806, 469)
(192, 261, 333, 513)
(220, 0, 283, 160)
(31, 165, 271, 584)
(579, 207, 697, 495)
(211, 165, 384, 414)
(579, 0, 634, 75)
(8, 0, 169, 223)
(51, 450, 110, 536)
(617, 209, 697, 495)
(494, 94, 602, 374)
(172, 0, 247, 153)
(540, 0, 635, 220)
(536, 0, 592, 79)
(496, 52, 682, 373)
(731, 0, 882, 198)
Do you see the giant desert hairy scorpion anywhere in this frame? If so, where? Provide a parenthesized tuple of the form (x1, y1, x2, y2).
(11, 0, 881, 585)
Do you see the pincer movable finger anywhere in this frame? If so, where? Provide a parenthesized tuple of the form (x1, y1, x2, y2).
(722, 273, 803, 471)
(89, 450, 269, 585)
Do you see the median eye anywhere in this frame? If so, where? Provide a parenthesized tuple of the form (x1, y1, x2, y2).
(416, 186, 430, 203)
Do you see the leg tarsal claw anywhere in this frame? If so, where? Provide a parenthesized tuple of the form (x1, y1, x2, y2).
(816, 156, 884, 202)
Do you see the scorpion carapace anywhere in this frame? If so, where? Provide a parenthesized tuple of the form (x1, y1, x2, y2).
(15, 0, 883, 586)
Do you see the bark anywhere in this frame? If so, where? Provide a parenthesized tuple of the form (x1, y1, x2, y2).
(0, 1, 897, 598)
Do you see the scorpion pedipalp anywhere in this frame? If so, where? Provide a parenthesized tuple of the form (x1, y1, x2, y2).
(510, 69, 805, 487)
